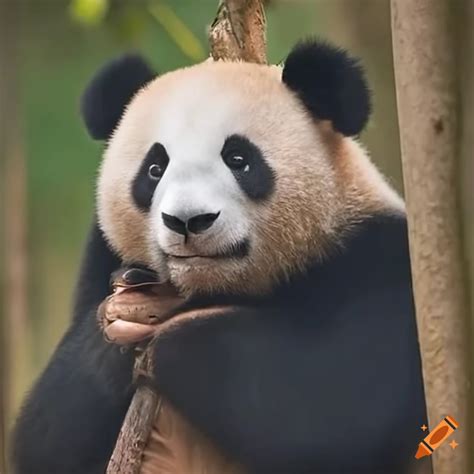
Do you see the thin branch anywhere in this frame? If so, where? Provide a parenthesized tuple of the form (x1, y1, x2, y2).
(209, 0, 267, 64)
(106, 294, 162, 474)
(106, 384, 161, 474)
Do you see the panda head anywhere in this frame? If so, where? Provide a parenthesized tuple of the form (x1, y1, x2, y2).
(82, 40, 402, 296)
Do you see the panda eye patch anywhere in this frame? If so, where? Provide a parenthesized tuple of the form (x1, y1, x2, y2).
(221, 134, 275, 201)
(132, 142, 169, 211)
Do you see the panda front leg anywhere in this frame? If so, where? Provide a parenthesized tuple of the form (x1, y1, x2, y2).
(11, 315, 136, 474)
(10, 223, 136, 474)
(11, 262, 187, 474)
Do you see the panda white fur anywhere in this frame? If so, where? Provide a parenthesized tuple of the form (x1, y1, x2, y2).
(12, 40, 427, 474)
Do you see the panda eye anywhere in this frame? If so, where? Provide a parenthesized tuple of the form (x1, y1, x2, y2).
(224, 154, 249, 172)
(148, 164, 164, 180)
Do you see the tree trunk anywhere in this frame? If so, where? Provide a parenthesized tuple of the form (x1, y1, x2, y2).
(106, 2, 267, 472)
(391, 1, 471, 473)
(459, 2, 474, 468)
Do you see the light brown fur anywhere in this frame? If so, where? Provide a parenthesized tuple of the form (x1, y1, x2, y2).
(141, 398, 244, 474)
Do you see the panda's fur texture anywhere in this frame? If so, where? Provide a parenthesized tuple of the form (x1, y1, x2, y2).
(12, 40, 427, 474)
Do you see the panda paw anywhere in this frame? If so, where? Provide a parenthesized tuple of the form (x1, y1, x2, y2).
(98, 267, 184, 345)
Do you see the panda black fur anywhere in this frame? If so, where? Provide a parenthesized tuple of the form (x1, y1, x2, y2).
(11, 39, 427, 474)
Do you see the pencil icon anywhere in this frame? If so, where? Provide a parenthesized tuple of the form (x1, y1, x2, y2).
(415, 415, 459, 459)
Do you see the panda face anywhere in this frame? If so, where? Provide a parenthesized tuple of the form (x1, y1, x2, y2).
(97, 60, 386, 295)
(134, 134, 266, 260)
(86, 41, 405, 296)
(97, 61, 348, 295)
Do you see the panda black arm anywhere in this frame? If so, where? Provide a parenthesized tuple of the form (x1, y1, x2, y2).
(11, 222, 134, 474)
(153, 296, 425, 473)
(151, 215, 427, 473)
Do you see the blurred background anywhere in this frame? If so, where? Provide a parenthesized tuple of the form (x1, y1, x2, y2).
(0, 0, 472, 470)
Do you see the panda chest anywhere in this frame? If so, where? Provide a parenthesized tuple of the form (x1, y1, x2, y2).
(140, 397, 246, 474)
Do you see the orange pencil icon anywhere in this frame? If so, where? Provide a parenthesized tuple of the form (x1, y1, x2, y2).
(415, 415, 459, 459)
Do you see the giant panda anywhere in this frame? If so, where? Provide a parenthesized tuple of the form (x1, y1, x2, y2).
(12, 39, 428, 474)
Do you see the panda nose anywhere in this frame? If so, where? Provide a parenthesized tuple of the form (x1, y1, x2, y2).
(161, 211, 220, 235)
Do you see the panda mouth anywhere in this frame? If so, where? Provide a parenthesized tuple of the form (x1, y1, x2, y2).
(164, 239, 249, 260)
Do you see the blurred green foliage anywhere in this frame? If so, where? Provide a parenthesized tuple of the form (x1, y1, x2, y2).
(70, 0, 109, 25)
(148, 3, 206, 61)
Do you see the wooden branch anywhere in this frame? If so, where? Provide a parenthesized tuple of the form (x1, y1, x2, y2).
(107, 385, 161, 474)
(209, 0, 267, 64)
(107, 4, 267, 471)
(105, 277, 173, 474)
(391, 1, 471, 473)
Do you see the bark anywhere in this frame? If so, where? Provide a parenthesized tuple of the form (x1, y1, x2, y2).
(391, 1, 471, 473)
(208, 0, 267, 63)
(459, 2, 474, 468)
(107, 385, 161, 474)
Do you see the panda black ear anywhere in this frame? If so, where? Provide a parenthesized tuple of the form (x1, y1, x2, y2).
(282, 40, 371, 136)
(81, 54, 156, 140)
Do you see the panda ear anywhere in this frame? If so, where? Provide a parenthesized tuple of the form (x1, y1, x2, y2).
(282, 40, 371, 136)
(81, 54, 156, 140)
